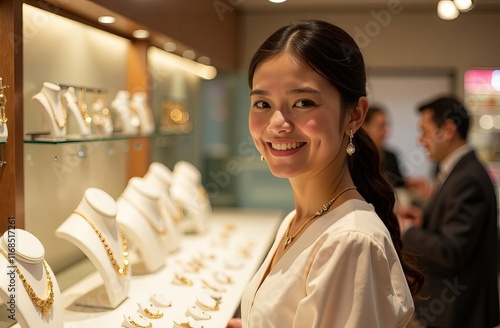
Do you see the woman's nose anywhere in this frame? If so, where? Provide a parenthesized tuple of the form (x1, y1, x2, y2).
(267, 110, 293, 134)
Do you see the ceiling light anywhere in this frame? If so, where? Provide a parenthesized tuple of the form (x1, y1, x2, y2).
(197, 56, 211, 65)
(132, 29, 150, 39)
(437, 0, 459, 20)
(98, 16, 116, 24)
(163, 42, 177, 52)
(182, 50, 196, 60)
(453, 0, 475, 12)
(269, 0, 286, 2)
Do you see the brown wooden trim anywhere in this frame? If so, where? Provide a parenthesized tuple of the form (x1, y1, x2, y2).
(126, 40, 151, 179)
(0, 0, 25, 234)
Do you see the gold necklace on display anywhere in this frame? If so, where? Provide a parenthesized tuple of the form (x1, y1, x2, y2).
(120, 195, 168, 236)
(283, 186, 357, 250)
(0, 248, 55, 315)
(44, 93, 67, 128)
(79, 87, 92, 127)
(73, 211, 130, 276)
(0, 79, 8, 124)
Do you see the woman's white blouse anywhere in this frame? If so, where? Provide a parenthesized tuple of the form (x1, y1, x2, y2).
(241, 199, 414, 328)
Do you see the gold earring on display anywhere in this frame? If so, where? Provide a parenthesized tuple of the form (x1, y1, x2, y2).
(346, 129, 356, 156)
(260, 155, 265, 162)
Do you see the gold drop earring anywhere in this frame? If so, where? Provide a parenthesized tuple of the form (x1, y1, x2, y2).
(346, 129, 356, 156)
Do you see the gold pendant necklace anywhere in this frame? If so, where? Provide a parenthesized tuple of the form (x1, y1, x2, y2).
(0, 248, 55, 315)
(73, 211, 130, 276)
(44, 93, 67, 128)
(283, 186, 357, 249)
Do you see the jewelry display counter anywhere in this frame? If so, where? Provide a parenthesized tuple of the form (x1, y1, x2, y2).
(11, 208, 282, 328)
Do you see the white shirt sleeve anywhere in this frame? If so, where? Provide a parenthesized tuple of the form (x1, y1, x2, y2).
(294, 230, 414, 328)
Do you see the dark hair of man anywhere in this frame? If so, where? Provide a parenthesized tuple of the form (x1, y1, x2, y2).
(417, 96, 470, 140)
(365, 105, 387, 124)
(248, 19, 423, 295)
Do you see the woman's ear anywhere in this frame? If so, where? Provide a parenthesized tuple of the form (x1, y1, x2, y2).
(345, 96, 369, 134)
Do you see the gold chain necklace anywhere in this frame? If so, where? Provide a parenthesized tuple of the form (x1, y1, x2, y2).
(79, 87, 92, 127)
(0, 79, 8, 124)
(283, 186, 357, 249)
(73, 211, 130, 276)
(44, 93, 67, 128)
(0, 248, 54, 315)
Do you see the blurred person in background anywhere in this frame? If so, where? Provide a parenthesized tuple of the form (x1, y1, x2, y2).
(397, 95, 499, 328)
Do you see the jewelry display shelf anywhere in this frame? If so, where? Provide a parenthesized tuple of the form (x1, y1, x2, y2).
(24, 131, 191, 145)
(11, 208, 282, 328)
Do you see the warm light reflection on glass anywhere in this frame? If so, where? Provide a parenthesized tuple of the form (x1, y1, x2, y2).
(149, 47, 217, 80)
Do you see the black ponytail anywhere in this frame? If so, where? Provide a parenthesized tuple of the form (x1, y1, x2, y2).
(349, 128, 424, 295)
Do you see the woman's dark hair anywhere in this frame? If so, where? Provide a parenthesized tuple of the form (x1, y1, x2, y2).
(248, 19, 423, 295)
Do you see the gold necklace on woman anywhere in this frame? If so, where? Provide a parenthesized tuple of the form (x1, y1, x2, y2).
(283, 186, 357, 249)
(0, 248, 55, 315)
(73, 211, 130, 276)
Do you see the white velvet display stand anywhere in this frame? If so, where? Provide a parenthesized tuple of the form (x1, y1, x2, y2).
(32, 82, 67, 139)
(143, 162, 181, 251)
(62, 87, 92, 136)
(0, 229, 63, 328)
(170, 161, 212, 233)
(111, 90, 139, 135)
(55, 188, 130, 309)
(131, 92, 155, 135)
(116, 177, 175, 273)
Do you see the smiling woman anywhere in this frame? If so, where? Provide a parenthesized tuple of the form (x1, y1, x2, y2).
(227, 19, 424, 328)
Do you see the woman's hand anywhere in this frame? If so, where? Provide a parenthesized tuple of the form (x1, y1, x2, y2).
(226, 318, 242, 328)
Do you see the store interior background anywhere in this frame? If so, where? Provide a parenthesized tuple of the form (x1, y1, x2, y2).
(8, 0, 500, 282)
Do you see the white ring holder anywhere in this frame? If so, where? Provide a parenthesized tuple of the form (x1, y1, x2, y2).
(121, 313, 152, 328)
(116, 177, 169, 273)
(131, 92, 155, 135)
(32, 82, 66, 139)
(149, 293, 172, 308)
(142, 162, 181, 252)
(62, 87, 91, 136)
(55, 188, 130, 309)
(170, 161, 212, 234)
(111, 90, 139, 135)
(0, 229, 63, 328)
(185, 305, 211, 320)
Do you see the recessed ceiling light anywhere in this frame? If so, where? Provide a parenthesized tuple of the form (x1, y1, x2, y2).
(182, 50, 196, 60)
(98, 16, 116, 24)
(163, 42, 177, 52)
(132, 29, 150, 39)
(269, 0, 286, 3)
(197, 56, 211, 65)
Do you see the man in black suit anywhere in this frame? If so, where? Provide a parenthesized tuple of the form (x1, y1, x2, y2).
(398, 96, 499, 327)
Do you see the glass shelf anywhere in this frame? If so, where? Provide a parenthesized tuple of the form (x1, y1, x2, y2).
(24, 130, 191, 145)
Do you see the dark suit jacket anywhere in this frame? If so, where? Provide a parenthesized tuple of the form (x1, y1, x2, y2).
(382, 149, 405, 188)
(403, 151, 499, 327)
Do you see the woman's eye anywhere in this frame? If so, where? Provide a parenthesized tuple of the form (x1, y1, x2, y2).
(294, 100, 316, 108)
(253, 101, 270, 109)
